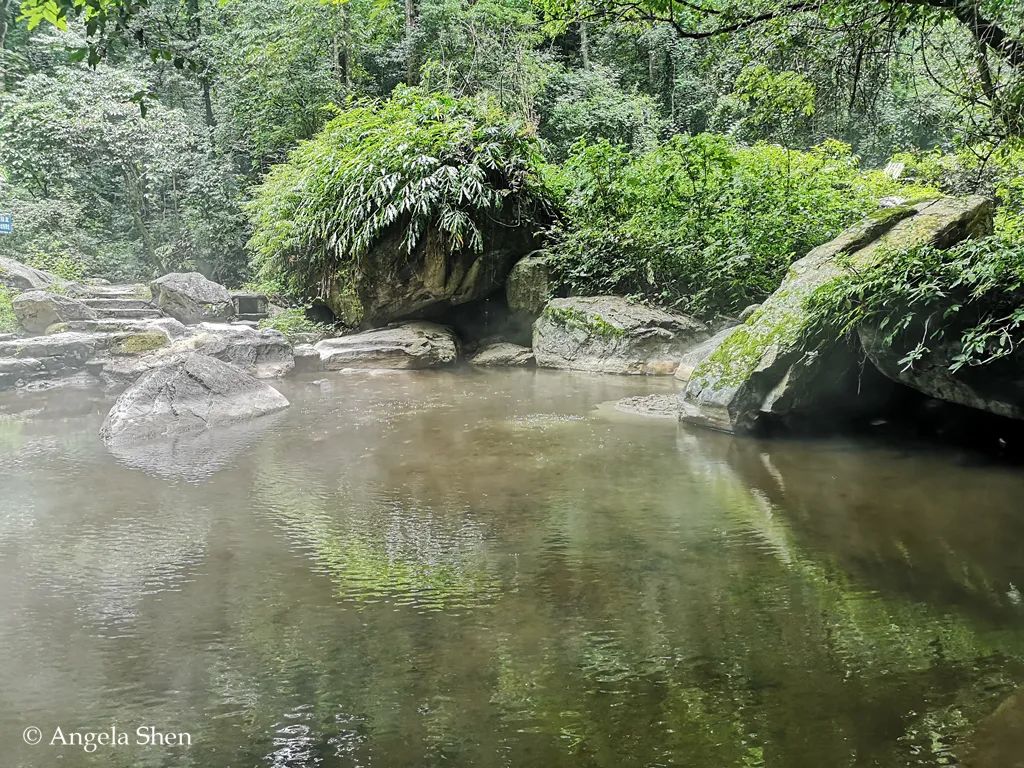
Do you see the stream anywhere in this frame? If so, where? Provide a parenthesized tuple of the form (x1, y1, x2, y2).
(2, 368, 1024, 767)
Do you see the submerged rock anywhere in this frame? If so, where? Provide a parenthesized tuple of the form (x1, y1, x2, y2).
(0, 256, 58, 292)
(682, 196, 993, 433)
(506, 254, 553, 317)
(326, 215, 536, 327)
(13, 290, 97, 333)
(533, 296, 709, 375)
(150, 272, 235, 324)
(315, 322, 459, 370)
(469, 342, 534, 367)
(612, 394, 682, 419)
(100, 353, 289, 444)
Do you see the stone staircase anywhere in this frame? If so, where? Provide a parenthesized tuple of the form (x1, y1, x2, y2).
(80, 284, 164, 321)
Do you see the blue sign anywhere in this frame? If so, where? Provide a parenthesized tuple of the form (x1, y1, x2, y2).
(0, 214, 11, 235)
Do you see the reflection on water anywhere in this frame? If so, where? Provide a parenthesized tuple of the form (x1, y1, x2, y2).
(2, 369, 1024, 767)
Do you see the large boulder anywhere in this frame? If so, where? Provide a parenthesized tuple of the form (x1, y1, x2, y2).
(0, 332, 102, 389)
(315, 322, 459, 370)
(100, 353, 289, 444)
(13, 290, 97, 333)
(860, 322, 1024, 421)
(532, 296, 709, 375)
(506, 254, 553, 317)
(675, 326, 739, 383)
(682, 196, 993, 433)
(0, 257, 58, 292)
(150, 272, 235, 324)
(326, 216, 536, 327)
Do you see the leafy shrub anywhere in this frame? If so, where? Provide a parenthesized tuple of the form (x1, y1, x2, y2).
(806, 237, 1024, 373)
(0, 287, 16, 333)
(258, 308, 334, 341)
(542, 135, 936, 316)
(247, 87, 550, 300)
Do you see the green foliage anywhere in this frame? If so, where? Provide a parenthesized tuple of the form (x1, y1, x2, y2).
(542, 135, 936, 316)
(258, 308, 333, 340)
(0, 64, 249, 283)
(247, 87, 550, 298)
(807, 236, 1024, 372)
(0, 287, 17, 333)
(536, 64, 665, 160)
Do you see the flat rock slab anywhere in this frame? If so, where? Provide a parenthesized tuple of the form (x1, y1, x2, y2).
(100, 353, 289, 444)
(469, 342, 534, 367)
(533, 296, 709, 375)
(612, 394, 683, 419)
(315, 323, 459, 370)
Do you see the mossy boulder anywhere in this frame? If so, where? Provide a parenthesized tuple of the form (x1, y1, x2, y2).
(327, 215, 536, 328)
(533, 296, 709, 375)
(682, 196, 993, 433)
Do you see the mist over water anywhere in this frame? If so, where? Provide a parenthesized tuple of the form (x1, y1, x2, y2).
(2, 369, 1024, 767)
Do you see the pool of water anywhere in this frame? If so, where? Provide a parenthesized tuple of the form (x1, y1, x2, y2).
(2, 368, 1024, 767)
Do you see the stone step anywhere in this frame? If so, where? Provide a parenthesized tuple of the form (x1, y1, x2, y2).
(80, 283, 151, 299)
(58, 318, 184, 335)
(82, 298, 155, 311)
(94, 308, 164, 320)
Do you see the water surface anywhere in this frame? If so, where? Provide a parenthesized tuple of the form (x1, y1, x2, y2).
(2, 369, 1024, 767)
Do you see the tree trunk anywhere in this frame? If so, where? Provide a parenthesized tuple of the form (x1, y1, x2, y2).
(580, 21, 590, 70)
(405, 0, 418, 85)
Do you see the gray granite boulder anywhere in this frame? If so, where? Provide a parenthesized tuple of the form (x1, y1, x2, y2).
(506, 255, 553, 317)
(533, 296, 709, 375)
(100, 353, 289, 444)
(0, 257, 58, 292)
(13, 290, 97, 333)
(150, 272, 234, 324)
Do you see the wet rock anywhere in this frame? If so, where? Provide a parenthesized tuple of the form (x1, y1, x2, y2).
(13, 291, 97, 333)
(683, 196, 993, 434)
(0, 332, 101, 388)
(613, 394, 682, 419)
(533, 296, 709, 375)
(100, 353, 289, 444)
(506, 254, 553, 317)
(293, 343, 323, 373)
(675, 326, 740, 383)
(469, 342, 534, 367)
(326, 213, 536, 326)
(0, 256, 58, 292)
(150, 272, 235, 324)
(315, 322, 459, 370)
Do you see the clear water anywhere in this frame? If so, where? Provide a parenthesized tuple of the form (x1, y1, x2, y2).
(2, 369, 1024, 768)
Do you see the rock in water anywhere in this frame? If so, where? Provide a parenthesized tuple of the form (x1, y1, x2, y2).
(682, 196, 993, 433)
(13, 290, 97, 333)
(505, 254, 553, 317)
(675, 326, 739, 383)
(469, 342, 534, 367)
(532, 296, 709, 375)
(326, 216, 536, 327)
(0, 257, 58, 292)
(100, 354, 289, 443)
(150, 272, 235, 324)
(315, 322, 459, 370)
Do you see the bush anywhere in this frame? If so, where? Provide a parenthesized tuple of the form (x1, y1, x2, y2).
(0, 287, 17, 333)
(541, 135, 936, 317)
(258, 308, 333, 341)
(247, 87, 550, 300)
